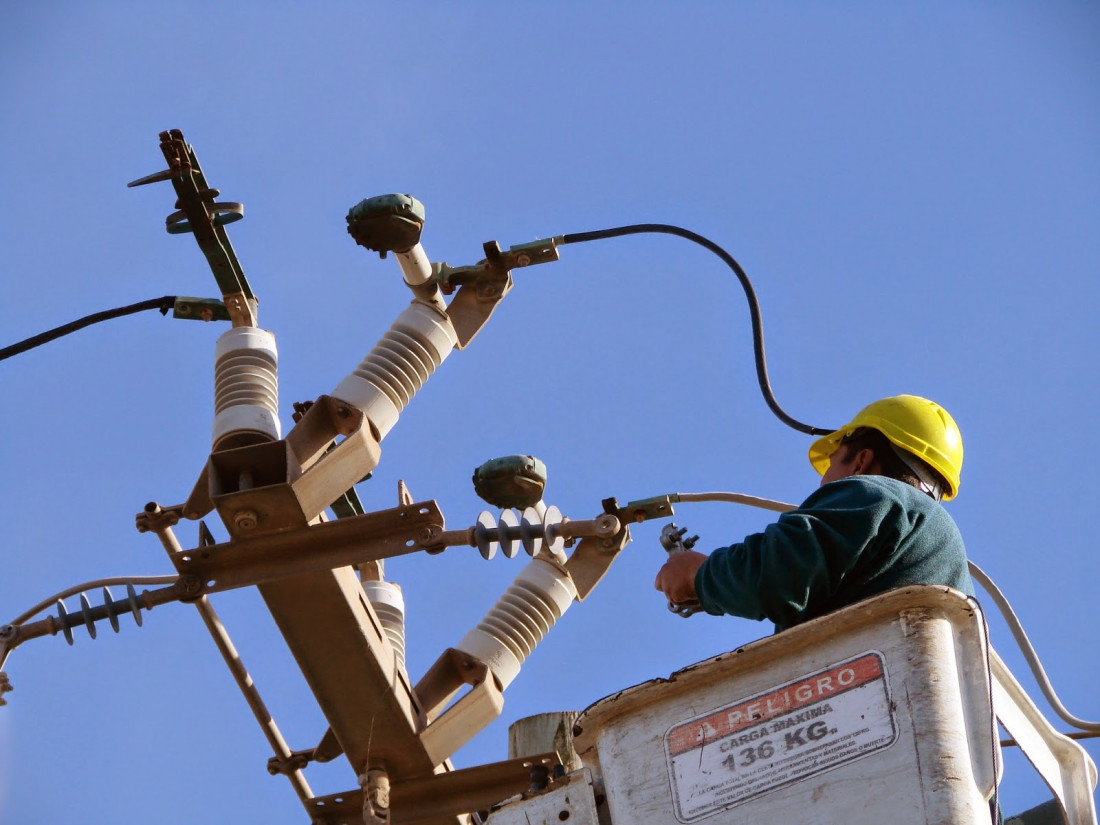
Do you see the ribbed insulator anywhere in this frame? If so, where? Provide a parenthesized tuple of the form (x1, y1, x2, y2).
(332, 302, 457, 440)
(456, 558, 577, 689)
(211, 327, 281, 451)
(361, 580, 406, 674)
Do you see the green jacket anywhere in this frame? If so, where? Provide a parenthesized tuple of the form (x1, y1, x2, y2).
(694, 475, 973, 632)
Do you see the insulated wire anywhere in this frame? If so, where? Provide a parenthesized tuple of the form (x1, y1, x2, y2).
(559, 224, 833, 436)
(967, 561, 1100, 733)
(0, 296, 177, 362)
(672, 491, 797, 514)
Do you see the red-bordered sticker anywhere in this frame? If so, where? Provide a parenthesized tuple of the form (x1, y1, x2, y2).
(664, 651, 897, 821)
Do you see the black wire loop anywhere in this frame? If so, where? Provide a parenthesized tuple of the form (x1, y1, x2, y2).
(560, 225, 832, 436)
(1, 227, 831, 437)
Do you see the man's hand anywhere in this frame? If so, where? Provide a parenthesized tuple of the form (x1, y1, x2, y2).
(655, 549, 708, 606)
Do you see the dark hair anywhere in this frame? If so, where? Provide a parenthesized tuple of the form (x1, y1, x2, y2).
(839, 427, 947, 493)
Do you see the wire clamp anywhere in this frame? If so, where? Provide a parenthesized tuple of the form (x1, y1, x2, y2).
(660, 523, 704, 618)
(433, 237, 560, 298)
(265, 750, 310, 776)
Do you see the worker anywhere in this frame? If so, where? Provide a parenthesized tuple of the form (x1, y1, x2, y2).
(654, 395, 972, 632)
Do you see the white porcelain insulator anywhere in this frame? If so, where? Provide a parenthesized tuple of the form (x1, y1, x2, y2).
(331, 301, 458, 440)
(456, 558, 578, 689)
(211, 327, 281, 451)
(362, 580, 407, 674)
(396, 243, 433, 287)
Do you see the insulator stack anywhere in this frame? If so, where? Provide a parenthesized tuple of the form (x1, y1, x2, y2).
(473, 505, 566, 562)
(331, 301, 458, 440)
(53, 583, 145, 645)
(456, 557, 577, 689)
(212, 327, 281, 451)
(361, 580, 407, 674)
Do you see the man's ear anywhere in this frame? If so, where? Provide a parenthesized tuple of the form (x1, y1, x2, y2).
(850, 448, 876, 475)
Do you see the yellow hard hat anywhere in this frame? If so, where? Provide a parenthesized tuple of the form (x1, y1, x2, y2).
(808, 395, 963, 500)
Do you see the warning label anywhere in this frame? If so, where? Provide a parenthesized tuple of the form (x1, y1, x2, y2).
(665, 651, 897, 822)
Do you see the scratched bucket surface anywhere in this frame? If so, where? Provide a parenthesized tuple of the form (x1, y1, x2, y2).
(572, 586, 996, 825)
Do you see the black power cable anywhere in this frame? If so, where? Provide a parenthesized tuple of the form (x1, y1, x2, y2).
(0, 296, 177, 363)
(2, 226, 830, 437)
(559, 224, 832, 436)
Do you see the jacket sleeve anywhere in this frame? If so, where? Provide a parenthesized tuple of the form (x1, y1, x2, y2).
(693, 480, 896, 629)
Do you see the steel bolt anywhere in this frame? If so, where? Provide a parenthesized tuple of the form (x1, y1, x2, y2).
(179, 575, 203, 595)
(529, 764, 550, 792)
(234, 509, 259, 531)
(595, 514, 620, 535)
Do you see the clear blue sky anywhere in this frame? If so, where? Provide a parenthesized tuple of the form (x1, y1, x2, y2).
(1, 3, 1096, 822)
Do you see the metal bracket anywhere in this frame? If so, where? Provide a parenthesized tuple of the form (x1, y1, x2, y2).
(564, 497, 633, 601)
(617, 494, 677, 524)
(434, 237, 559, 296)
(135, 502, 186, 535)
(266, 749, 312, 776)
(414, 648, 505, 764)
(128, 129, 257, 326)
(171, 296, 231, 322)
(434, 237, 560, 349)
(163, 501, 446, 595)
(306, 752, 560, 825)
(178, 395, 381, 527)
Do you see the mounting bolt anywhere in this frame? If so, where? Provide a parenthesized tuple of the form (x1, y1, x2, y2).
(528, 764, 550, 793)
(178, 575, 204, 596)
(594, 514, 620, 535)
(477, 284, 501, 299)
(234, 509, 259, 531)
